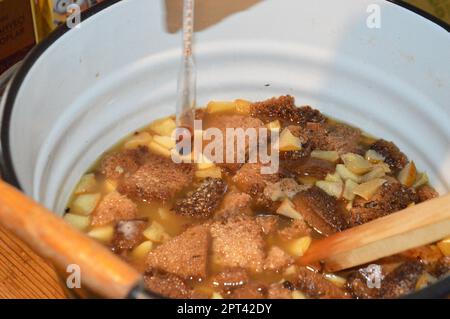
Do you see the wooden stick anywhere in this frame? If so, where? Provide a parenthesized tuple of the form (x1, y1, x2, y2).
(0, 180, 142, 299)
(298, 193, 450, 272)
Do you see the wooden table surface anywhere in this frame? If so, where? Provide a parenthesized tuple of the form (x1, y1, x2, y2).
(0, 226, 67, 298)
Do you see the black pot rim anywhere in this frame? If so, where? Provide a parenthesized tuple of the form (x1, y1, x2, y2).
(0, 0, 449, 299)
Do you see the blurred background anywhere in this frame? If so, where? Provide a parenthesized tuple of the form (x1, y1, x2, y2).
(1, 0, 449, 76)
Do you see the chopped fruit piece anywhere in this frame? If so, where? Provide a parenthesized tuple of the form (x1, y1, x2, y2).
(415, 272, 437, 290)
(413, 172, 429, 188)
(284, 265, 298, 276)
(235, 99, 252, 115)
(148, 117, 176, 137)
(143, 221, 170, 243)
(264, 178, 307, 201)
(336, 164, 361, 183)
(345, 200, 353, 211)
(131, 241, 154, 260)
(124, 132, 152, 149)
(437, 238, 450, 256)
(397, 161, 417, 187)
(148, 140, 172, 158)
(196, 153, 215, 170)
(323, 273, 346, 288)
(276, 198, 303, 220)
(195, 166, 222, 179)
(325, 172, 343, 183)
(63, 214, 90, 231)
(360, 166, 385, 183)
(297, 176, 318, 186)
(87, 225, 114, 243)
(152, 135, 175, 150)
(343, 179, 359, 201)
(315, 181, 343, 198)
(278, 128, 303, 151)
(311, 150, 340, 163)
(341, 153, 372, 174)
(211, 292, 224, 299)
(364, 149, 385, 163)
(157, 207, 173, 220)
(102, 179, 118, 193)
(373, 162, 391, 173)
(266, 120, 281, 132)
(353, 178, 386, 200)
(285, 236, 312, 257)
(292, 290, 307, 299)
(74, 173, 97, 194)
(207, 101, 236, 114)
(72, 193, 101, 215)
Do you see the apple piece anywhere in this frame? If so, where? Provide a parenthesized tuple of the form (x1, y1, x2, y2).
(412, 172, 429, 188)
(323, 273, 347, 288)
(285, 236, 312, 257)
(88, 225, 114, 243)
(297, 176, 318, 186)
(148, 140, 172, 158)
(196, 153, 215, 170)
(341, 153, 372, 175)
(195, 166, 222, 179)
(345, 200, 353, 211)
(364, 149, 385, 164)
(102, 179, 118, 193)
(315, 181, 343, 198)
(278, 128, 303, 151)
(72, 193, 101, 215)
(63, 213, 90, 231)
(292, 291, 307, 299)
(397, 161, 417, 187)
(325, 172, 343, 183)
(211, 292, 224, 299)
(152, 135, 176, 150)
(336, 164, 361, 183)
(148, 117, 176, 137)
(74, 173, 97, 195)
(372, 162, 391, 173)
(235, 99, 252, 115)
(131, 241, 154, 260)
(311, 150, 340, 163)
(276, 198, 303, 220)
(360, 166, 386, 183)
(415, 272, 437, 291)
(437, 237, 450, 256)
(143, 221, 170, 243)
(353, 178, 386, 200)
(343, 179, 359, 201)
(124, 132, 152, 150)
(266, 120, 281, 132)
(206, 101, 236, 114)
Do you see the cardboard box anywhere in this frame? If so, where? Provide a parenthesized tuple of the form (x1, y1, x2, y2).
(0, 0, 108, 76)
(0, 0, 36, 75)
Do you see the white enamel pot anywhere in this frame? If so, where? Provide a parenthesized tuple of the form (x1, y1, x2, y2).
(0, 0, 449, 297)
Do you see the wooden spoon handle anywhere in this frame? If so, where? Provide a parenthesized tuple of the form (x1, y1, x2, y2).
(0, 180, 142, 298)
(298, 193, 450, 272)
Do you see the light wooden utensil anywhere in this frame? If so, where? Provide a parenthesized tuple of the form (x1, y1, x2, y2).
(0, 179, 153, 299)
(298, 193, 450, 272)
